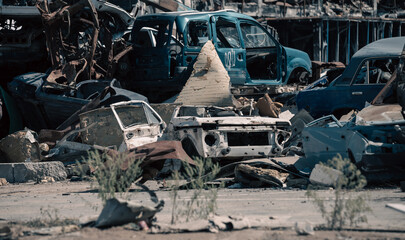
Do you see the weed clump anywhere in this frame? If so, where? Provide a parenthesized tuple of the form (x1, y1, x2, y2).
(306, 154, 371, 230)
(170, 157, 222, 224)
(76, 150, 143, 203)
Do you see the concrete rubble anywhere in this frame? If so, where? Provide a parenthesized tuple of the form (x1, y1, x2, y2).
(386, 203, 405, 214)
(175, 41, 235, 107)
(0, 130, 42, 163)
(0, 161, 67, 183)
(152, 215, 279, 233)
(309, 164, 343, 187)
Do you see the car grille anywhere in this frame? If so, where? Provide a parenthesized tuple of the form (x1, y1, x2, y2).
(227, 132, 269, 146)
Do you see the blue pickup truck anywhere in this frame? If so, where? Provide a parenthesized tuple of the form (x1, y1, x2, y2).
(297, 37, 405, 119)
(118, 10, 311, 102)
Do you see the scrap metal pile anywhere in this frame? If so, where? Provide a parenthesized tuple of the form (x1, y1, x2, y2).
(0, 0, 404, 189)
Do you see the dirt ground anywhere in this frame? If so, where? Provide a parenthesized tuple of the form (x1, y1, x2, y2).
(1, 181, 404, 239)
(4, 226, 405, 240)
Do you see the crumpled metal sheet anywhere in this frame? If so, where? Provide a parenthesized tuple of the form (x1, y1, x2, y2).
(107, 141, 194, 181)
(95, 184, 164, 228)
(45, 59, 87, 87)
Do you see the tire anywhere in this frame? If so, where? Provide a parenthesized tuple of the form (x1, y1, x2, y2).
(288, 69, 309, 85)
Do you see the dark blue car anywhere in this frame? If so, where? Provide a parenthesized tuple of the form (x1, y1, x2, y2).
(297, 37, 405, 119)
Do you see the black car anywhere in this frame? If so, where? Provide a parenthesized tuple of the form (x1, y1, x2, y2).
(8, 72, 148, 131)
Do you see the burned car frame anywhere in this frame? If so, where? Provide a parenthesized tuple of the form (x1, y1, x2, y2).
(78, 100, 165, 151)
(8, 72, 147, 130)
(166, 105, 291, 159)
(117, 10, 312, 102)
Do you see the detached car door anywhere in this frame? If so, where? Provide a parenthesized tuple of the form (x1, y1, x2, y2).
(211, 16, 247, 85)
(111, 101, 165, 151)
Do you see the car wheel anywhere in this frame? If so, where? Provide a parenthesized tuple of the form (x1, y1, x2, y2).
(288, 68, 309, 85)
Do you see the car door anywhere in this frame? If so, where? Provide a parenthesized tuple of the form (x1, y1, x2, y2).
(210, 16, 247, 85)
(346, 58, 392, 111)
(297, 77, 352, 119)
(238, 19, 283, 84)
(183, 19, 211, 70)
(111, 101, 165, 151)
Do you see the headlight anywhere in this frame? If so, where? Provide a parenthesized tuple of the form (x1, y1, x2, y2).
(204, 134, 217, 146)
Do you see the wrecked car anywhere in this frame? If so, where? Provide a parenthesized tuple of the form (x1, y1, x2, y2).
(301, 104, 405, 182)
(296, 37, 405, 119)
(8, 72, 147, 131)
(79, 100, 165, 151)
(117, 10, 312, 102)
(166, 105, 291, 159)
(48, 100, 166, 163)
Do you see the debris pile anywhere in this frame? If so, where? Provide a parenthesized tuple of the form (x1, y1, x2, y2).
(0, 2, 404, 236)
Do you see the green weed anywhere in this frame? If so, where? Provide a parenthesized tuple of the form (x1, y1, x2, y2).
(306, 154, 371, 230)
(76, 150, 143, 203)
(170, 157, 222, 224)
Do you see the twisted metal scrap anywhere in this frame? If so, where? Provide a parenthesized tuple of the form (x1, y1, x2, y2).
(36, 0, 100, 85)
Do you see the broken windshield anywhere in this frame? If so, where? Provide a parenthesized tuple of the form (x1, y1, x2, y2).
(114, 104, 149, 128)
(240, 21, 275, 48)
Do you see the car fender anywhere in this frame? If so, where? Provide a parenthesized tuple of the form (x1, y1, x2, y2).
(284, 47, 312, 83)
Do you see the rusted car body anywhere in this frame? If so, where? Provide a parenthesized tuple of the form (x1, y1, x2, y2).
(8, 72, 147, 130)
(79, 100, 165, 151)
(166, 105, 291, 159)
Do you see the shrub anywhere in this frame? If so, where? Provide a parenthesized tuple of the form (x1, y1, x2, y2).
(76, 150, 143, 203)
(306, 154, 371, 230)
(170, 157, 222, 224)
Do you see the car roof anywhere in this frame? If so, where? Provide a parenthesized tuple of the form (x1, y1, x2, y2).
(135, 10, 256, 22)
(134, 10, 259, 38)
(351, 37, 405, 60)
(337, 37, 405, 83)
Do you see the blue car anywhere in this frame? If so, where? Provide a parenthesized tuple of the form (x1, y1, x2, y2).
(297, 37, 405, 119)
(120, 10, 312, 102)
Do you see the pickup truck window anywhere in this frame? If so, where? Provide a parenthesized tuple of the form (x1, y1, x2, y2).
(132, 21, 170, 48)
(240, 21, 275, 48)
(215, 18, 241, 48)
(187, 21, 209, 47)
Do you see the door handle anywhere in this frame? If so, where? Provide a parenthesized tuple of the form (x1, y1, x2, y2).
(352, 92, 363, 95)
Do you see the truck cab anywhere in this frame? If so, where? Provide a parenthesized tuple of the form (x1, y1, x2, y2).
(120, 10, 311, 102)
